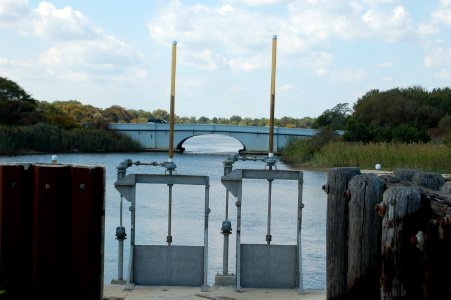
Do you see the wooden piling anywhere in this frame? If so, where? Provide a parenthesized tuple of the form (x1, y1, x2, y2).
(393, 169, 418, 182)
(324, 167, 360, 300)
(380, 185, 424, 299)
(411, 172, 445, 191)
(347, 174, 385, 300)
(441, 181, 451, 194)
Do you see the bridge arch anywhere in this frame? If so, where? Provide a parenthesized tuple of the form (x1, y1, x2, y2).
(109, 123, 319, 154)
(176, 133, 246, 153)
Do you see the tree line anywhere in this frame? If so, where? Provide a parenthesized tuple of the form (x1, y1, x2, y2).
(312, 86, 450, 144)
(1, 76, 449, 155)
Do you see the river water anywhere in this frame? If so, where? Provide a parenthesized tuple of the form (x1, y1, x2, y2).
(0, 134, 327, 289)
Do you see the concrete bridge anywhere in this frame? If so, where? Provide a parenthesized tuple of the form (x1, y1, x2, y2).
(110, 123, 319, 154)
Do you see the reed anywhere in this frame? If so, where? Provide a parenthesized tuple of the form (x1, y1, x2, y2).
(311, 142, 450, 173)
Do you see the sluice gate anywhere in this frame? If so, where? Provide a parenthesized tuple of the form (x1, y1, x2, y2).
(114, 173, 210, 291)
(221, 168, 304, 291)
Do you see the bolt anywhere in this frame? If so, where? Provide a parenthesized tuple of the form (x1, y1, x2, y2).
(375, 203, 386, 217)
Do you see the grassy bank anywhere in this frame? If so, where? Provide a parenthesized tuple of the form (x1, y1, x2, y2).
(282, 140, 450, 174)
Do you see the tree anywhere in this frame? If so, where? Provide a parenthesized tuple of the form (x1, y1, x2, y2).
(0, 77, 42, 125)
(346, 86, 451, 143)
(313, 103, 351, 130)
(0, 77, 34, 102)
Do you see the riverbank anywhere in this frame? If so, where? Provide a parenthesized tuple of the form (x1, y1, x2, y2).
(103, 284, 326, 300)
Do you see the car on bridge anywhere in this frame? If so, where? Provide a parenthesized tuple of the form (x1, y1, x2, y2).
(148, 118, 169, 124)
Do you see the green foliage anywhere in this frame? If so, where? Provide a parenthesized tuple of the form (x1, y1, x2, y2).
(347, 86, 451, 143)
(312, 103, 351, 130)
(0, 124, 141, 154)
(0, 77, 42, 125)
(0, 77, 34, 102)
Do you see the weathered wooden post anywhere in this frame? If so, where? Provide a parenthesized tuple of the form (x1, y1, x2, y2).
(441, 181, 451, 194)
(379, 185, 424, 299)
(346, 174, 385, 300)
(323, 167, 360, 300)
(412, 172, 445, 191)
(393, 169, 418, 182)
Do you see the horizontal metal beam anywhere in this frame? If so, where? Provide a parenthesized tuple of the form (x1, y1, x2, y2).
(221, 169, 302, 197)
(115, 174, 210, 202)
(222, 169, 302, 181)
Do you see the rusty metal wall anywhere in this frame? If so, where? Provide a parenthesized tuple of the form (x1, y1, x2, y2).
(0, 164, 104, 300)
(0, 165, 33, 299)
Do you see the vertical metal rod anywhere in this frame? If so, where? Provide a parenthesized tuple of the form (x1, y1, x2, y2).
(169, 41, 177, 159)
(297, 174, 304, 292)
(118, 196, 124, 281)
(222, 161, 233, 275)
(268, 35, 277, 155)
(202, 184, 210, 292)
(120, 196, 123, 227)
(235, 181, 243, 291)
(129, 186, 136, 284)
(115, 163, 127, 283)
(266, 174, 273, 244)
(167, 181, 173, 245)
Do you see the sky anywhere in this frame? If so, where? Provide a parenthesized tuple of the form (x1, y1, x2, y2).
(1, 0, 450, 119)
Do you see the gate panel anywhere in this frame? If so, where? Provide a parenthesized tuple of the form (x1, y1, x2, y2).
(134, 245, 204, 286)
(240, 244, 297, 288)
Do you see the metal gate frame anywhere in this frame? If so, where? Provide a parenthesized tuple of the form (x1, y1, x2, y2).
(115, 174, 210, 291)
(221, 169, 304, 291)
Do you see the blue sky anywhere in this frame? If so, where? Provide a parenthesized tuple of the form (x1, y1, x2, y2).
(1, 0, 450, 119)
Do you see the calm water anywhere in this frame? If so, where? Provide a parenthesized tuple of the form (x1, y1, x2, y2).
(0, 134, 327, 289)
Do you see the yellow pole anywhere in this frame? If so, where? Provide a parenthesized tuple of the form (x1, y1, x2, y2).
(268, 35, 277, 155)
(169, 41, 177, 160)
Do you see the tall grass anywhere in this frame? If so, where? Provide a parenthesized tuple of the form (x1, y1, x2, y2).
(311, 142, 450, 173)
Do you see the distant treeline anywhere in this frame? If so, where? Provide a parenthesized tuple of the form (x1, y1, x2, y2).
(1, 76, 450, 157)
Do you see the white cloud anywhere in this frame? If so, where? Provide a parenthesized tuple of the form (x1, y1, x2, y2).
(361, 5, 413, 41)
(225, 0, 290, 5)
(378, 62, 392, 68)
(38, 36, 145, 81)
(0, 0, 29, 25)
(435, 69, 451, 79)
(424, 48, 451, 67)
(418, 23, 439, 35)
(147, 1, 417, 73)
(32, 2, 103, 40)
(431, 0, 451, 25)
(0, 1, 146, 84)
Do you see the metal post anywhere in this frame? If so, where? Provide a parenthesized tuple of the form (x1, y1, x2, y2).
(268, 35, 277, 155)
(297, 174, 304, 293)
(201, 184, 210, 292)
(222, 159, 233, 275)
(266, 173, 273, 244)
(127, 185, 136, 287)
(235, 181, 243, 291)
(167, 182, 173, 245)
(112, 160, 128, 284)
(169, 41, 177, 159)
